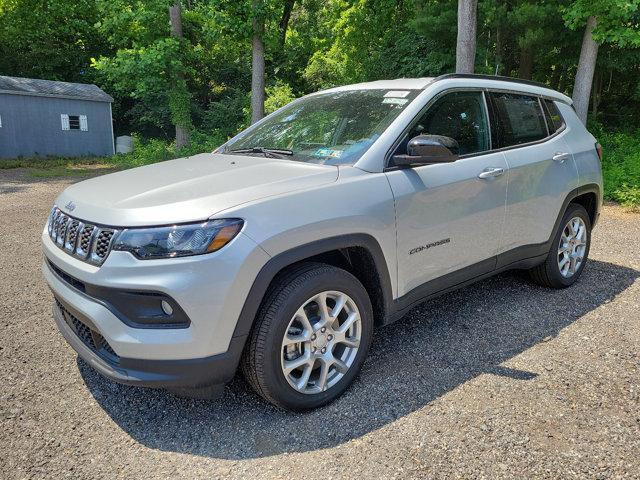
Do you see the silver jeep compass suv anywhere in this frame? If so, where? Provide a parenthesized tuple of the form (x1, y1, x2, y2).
(42, 74, 603, 410)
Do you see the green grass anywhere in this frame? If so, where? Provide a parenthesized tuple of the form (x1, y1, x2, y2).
(3, 128, 639, 209)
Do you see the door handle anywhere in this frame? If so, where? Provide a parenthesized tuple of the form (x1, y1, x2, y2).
(553, 152, 570, 163)
(478, 167, 504, 179)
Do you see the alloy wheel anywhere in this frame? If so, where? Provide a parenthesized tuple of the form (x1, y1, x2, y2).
(557, 216, 587, 278)
(280, 291, 362, 394)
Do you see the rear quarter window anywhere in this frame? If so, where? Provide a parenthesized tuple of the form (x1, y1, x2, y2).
(542, 99, 566, 134)
(490, 92, 548, 148)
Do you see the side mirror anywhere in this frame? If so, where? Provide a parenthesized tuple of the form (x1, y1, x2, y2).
(393, 134, 459, 167)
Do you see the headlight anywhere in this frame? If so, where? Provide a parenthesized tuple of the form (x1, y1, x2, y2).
(112, 219, 243, 259)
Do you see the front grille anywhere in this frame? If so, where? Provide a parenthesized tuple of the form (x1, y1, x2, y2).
(55, 299, 120, 365)
(94, 230, 115, 259)
(47, 207, 118, 265)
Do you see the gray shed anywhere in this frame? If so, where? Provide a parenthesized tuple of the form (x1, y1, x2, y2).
(0, 76, 115, 158)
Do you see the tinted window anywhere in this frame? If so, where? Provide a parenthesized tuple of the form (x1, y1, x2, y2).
(490, 93, 547, 147)
(402, 91, 490, 156)
(542, 99, 565, 133)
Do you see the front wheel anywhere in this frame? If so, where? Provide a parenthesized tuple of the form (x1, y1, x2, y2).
(241, 263, 373, 410)
(529, 203, 591, 288)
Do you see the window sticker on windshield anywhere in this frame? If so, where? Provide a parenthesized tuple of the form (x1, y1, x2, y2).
(383, 97, 408, 105)
(384, 90, 410, 98)
(314, 148, 343, 158)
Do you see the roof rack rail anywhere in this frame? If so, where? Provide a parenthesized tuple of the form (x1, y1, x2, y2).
(433, 73, 552, 90)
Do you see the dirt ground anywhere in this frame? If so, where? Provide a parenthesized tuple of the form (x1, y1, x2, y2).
(1, 169, 639, 479)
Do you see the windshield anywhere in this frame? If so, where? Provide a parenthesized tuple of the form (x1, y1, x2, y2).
(221, 89, 420, 165)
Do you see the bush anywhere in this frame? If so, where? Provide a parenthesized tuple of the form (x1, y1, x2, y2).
(596, 128, 640, 209)
(264, 83, 296, 114)
(110, 131, 227, 169)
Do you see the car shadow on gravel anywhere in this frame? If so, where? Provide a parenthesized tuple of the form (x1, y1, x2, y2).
(79, 259, 638, 460)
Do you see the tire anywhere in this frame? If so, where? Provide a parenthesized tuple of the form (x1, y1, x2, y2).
(241, 262, 374, 410)
(529, 203, 591, 288)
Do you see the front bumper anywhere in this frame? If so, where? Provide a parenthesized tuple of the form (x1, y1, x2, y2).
(42, 228, 268, 359)
(42, 225, 270, 389)
(52, 296, 245, 389)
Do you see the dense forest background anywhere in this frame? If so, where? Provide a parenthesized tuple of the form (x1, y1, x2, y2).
(1, 0, 639, 140)
(1, 0, 639, 206)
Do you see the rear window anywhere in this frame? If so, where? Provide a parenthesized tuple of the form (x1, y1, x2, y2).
(490, 93, 548, 148)
(542, 99, 565, 134)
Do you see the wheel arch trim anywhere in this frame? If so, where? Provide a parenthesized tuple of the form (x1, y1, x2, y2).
(231, 233, 394, 340)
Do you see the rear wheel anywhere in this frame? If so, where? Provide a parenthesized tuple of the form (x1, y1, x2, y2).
(241, 263, 373, 410)
(529, 203, 591, 288)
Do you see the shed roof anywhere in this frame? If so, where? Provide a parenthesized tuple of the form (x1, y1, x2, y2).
(0, 76, 113, 103)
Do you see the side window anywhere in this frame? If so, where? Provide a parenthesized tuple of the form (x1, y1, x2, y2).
(401, 91, 490, 156)
(542, 99, 565, 134)
(489, 92, 547, 148)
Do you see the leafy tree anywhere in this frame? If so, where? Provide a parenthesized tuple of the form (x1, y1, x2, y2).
(2, 0, 639, 143)
(92, 0, 195, 142)
(564, 0, 640, 123)
(0, 0, 108, 81)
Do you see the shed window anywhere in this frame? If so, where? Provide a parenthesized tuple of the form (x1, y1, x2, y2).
(69, 115, 80, 130)
(61, 114, 88, 131)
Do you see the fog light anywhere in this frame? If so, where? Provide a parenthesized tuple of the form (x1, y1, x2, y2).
(161, 300, 173, 316)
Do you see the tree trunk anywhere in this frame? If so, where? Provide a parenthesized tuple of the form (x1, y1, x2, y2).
(169, 2, 190, 148)
(279, 0, 295, 48)
(456, 0, 477, 74)
(251, 0, 266, 124)
(572, 16, 599, 125)
(518, 47, 533, 79)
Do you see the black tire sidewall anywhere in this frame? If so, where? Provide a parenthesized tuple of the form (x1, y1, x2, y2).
(260, 267, 373, 410)
(548, 204, 592, 287)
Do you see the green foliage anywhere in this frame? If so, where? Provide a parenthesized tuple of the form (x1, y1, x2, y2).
(0, 0, 639, 211)
(563, 0, 640, 47)
(0, 0, 107, 82)
(265, 83, 296, 114)
(595, 127, 640, 208)
(202, 92, 251, 139)
(110, 132, 226, 168)
(91, 0, 196, 135)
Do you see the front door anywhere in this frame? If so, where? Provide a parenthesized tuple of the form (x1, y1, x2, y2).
(385, 90, 508, 297)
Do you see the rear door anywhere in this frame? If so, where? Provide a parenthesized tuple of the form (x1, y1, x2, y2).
(488, 92, 578, 262)
(386, 90, 508, 297)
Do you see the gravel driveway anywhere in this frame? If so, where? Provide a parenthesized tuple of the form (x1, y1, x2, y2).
(1, 169, 639, 479)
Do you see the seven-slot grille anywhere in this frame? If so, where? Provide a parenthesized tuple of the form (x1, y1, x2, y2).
(47, 207, 118, 265)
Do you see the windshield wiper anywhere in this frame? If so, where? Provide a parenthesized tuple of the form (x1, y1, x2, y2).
(227, 147, 293, 158)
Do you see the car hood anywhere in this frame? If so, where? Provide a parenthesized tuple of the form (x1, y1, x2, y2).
(55, 153, 339, 226)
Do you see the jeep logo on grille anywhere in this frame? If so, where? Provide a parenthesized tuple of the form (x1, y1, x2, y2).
(64, 201, 76, 212)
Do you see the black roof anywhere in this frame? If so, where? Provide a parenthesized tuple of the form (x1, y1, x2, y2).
(0, 75, 113, 103)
